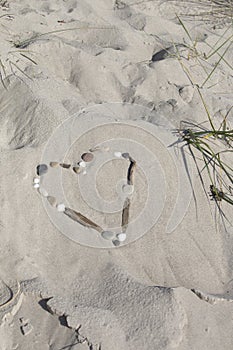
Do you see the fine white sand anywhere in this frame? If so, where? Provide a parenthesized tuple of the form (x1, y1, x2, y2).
(0, 0, 233, 349)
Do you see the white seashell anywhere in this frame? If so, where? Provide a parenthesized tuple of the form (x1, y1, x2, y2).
(83, 170, 87, 175)
(114, 151, 122, 158)
(116, 233, 127, 242)
(33, 177, 40, 184)
(38, 187, 48, 197)
(101, 231, 115, 240)
(78, 161, 86, 168)
(56, 203, 66, 212)
(33, 183, 40, 189)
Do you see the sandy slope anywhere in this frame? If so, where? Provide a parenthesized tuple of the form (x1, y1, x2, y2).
(0, 0, 233, 349)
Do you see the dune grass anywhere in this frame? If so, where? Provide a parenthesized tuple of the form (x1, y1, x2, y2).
(179, 117, 233, 206)
(129, 0, 233, 28)
(173, 16, 233, 210)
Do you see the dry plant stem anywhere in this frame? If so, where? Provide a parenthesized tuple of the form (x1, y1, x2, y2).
(64, 207, 103, 233)
(13, 26, 115, 49)
(174, 15, 233, 89)
(121, 198, 131, 232)
(171, 13, 233, 211)
(121, 158, 137, 232)
(127, 158, 136, 185)
(0, 58, 7, 89)
(201, 40, 233, 87)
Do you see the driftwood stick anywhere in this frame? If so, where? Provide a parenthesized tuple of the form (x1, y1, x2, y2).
(121, 156, 136, 232)
(64, 207, 103, 233)
(127, 157, 136, 185)
(121, 197, 130, 232)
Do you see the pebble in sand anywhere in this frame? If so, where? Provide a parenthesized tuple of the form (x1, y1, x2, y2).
(122, 152, 130, 159)
(50, 162, 59, 168)
(59, 163, 71, 169)
(112, 239, 121, 247)
(81, 152, 94, 162)
(36, 164, 48, 176)
(73, 166, 82, 174)
(47, 196, 57, 207)
(101, 231, 116, 240)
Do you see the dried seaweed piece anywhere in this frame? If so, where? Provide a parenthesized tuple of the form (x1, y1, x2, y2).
(64, 207, 103, 233)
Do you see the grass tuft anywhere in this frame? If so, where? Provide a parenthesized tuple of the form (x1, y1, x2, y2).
(178, 114, 233, 207)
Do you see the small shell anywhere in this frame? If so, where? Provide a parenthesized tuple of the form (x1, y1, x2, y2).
(50, 162, 59, 168)
(56, 203, 66, 212)
(81, 152, 94, 162)
(78, 161, 86, 168)
(38, 187, 48, 197)
(33, 177, 40, 184)
(33, 183, 40, 189)
(116, 233, 126, 242)
(114, 151, 122, 158)
(36, 164, 48, 176)
(73, 166, 82, 174)
(101, 231, 116, 240)
(47, 196, 57, 207)
(60, 163, 71, 169)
